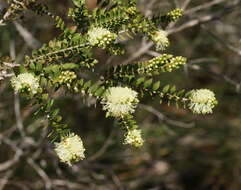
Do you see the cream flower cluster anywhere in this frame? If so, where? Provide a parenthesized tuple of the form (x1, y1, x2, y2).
(166, 8, 183, 22)
(188, 89, 217, 114)
(138, 54, 186, 74)
(11, 72, 39, 95)
(101, 87, 139, 118)
(87, 27, 117, 48)
(151, 30, 170, 50)
(124, 129, 144, 147)
(163, 56, 186, 72)
(54, 133, 85, 165)
(55, 71, 77, 86)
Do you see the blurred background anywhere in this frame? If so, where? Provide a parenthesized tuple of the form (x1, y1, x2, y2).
(0, 0, 241, 189)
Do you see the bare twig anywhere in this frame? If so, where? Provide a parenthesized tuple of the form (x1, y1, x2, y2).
(202, 25, 241, 56)
(52, 179, 87, 189)
(0, 135, 23, 172)
(140, 104, 195, 128)
(14, 21, 41, 49)
(184, 0, 228, 15)
(0, 171, 13, 190)
(120, 42, 153, 65)
(169, 1, 241, 34)
(188, 63, 241, 93)
(181, 0, 192, 10)
(14, 93, 25, 137)
(88, 129, 114, 162)
(27, 158, 52, 190)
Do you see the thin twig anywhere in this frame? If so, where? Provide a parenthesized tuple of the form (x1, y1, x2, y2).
(140, 104, 195, 128)
(14, 21, 41, 49)
(27, 158, 52, 190)
(201, 25, 241, 56)
(88, 129, 114, 162)
(184, 0, 228, 15)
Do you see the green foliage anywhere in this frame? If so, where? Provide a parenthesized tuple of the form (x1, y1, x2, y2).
(152, 8, 183, 25)
(105, 54, 187, 78)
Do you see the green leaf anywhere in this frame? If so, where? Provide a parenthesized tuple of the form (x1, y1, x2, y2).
(36, 63, 42, 72)
(41, 93, 49, 101)
(83, 81, 91, 90)
(40, 77, 47, 87)
(51, 66, 60, 74)
(97, 0, 110, 7)
(89, 83, 100, 93)
(51, 109, 60, 117)
(162, 85, 170, 93)
(55, 116, 62, 122)
(19, 65, 28, 73)
(44, 65, 60, 74)
(62, 63, 79, 70)
(177, 89, 185, 96)
(185, 91, 192, 97)
(78, 79, 84, 86)
(34, 108, 41, 116)
(144, 78, 153, 88)
(135, 77, 145, 86)
(29, 63, 36, 70)
(170, 85, 176, 93)
(95, 87, 105, 97)
(152, 81, 160, 91)
(72, 0, 84, 7)
(47, 99, 54, 110)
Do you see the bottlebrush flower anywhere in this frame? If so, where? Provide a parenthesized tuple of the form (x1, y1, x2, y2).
(101, 87, 139, 118)
(188, 89, 217, 114)
(151, 30, 170, 50)
(87, 27, 117, 48)
(11, 72, 39, 95)
(124, 129, 144, 147)
(54, 133, 85, 166)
